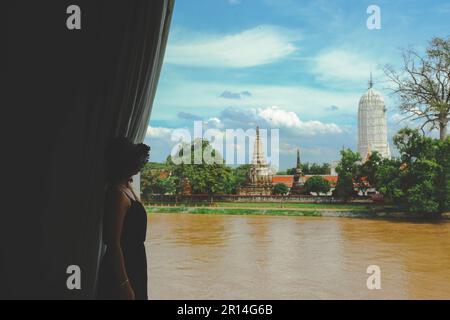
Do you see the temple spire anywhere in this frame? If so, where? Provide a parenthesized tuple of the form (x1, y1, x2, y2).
(252, 126, 266, 165)
(239, 125, 273, 195)
(291, 147, 305, 194)
(368, 72, 373, 89)
(296, 148, 301, 169)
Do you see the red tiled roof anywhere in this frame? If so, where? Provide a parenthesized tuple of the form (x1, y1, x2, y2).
(272, 176, 294, 187)
(272, 175, 339, 188)
(158, 170, 170, 179)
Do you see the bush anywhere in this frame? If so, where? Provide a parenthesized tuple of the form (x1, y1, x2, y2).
(304, 176, 331, 195)
(273, 183, 290, 195)
(335, 173, 356, 200)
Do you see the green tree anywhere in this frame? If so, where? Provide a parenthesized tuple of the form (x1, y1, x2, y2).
(308, 163, 331, 175)
(374, 129, 450, 215)
(152, 177, 177, 195)
(230, 164, 251, 194)
(354, 151, 383, 195)
(286, 162, 331, 175)
(304, 176, 331, 196)
(273, 183, 289, 195)
(393, 128, 436, 163)
(359, 152, 382, 186)
(167, 139, 233, 201)
(140, 164, 158, 200)
(286, 168, 296, 175)
(404, 159, 440, 213)
(436, 138, 450, 212)
(140, 162, 177, 198)
(374, 158, 404, 202)
(335, 149, 361, 200)
(335, 174, 355, 200)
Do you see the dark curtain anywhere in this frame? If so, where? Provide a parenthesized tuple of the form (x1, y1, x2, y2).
(3, 0, 174, 299)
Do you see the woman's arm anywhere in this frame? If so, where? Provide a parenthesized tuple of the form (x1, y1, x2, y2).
(104, 188, 135, 300)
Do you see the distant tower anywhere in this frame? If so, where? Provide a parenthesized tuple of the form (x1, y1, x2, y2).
(238, 126, 273, 195)
(358, 74, 390, 160)
(290, 148, 305, 195)
(252, 126, 268, 166)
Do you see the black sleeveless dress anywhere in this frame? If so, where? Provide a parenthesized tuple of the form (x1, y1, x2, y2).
(98, 194, 148, 300)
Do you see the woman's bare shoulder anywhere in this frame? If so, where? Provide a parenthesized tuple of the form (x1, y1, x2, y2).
(106, 185, 131, 207)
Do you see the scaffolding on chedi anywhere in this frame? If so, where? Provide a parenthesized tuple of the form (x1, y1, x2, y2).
(357, 74, 391, 160)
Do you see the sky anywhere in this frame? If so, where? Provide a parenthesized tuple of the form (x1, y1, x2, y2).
(145, 0, 450, 170)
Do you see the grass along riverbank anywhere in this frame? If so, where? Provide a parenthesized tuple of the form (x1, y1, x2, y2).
(213, 202, 374, 210)
(147, 206, 322, 217)
(146, 202, 376, 210)
(145, 203, 450, 220)
(145, 202, 397, 218)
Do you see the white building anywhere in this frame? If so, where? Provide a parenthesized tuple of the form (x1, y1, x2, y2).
(358, 75, 390, 160)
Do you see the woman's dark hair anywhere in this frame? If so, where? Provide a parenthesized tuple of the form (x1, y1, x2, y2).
(105, 137, 150, 183)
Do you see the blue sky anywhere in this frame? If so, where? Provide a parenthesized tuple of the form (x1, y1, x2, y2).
(145, 0, 450, 170)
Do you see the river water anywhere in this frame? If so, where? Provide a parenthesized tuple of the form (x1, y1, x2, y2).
(145, 213, 450, 300)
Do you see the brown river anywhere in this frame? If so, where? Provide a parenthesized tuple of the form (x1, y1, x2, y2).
(145, 213, 450, 300)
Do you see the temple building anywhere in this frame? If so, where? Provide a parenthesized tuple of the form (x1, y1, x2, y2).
(272, 148, 338, 196)
(290, 148, 306, 195)
(238, 126, 273, 196)
(272, 174, 338, 196)
(358, 74, 391, 160)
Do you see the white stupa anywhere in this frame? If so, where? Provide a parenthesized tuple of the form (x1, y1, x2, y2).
(250, 126, 273, 184)
(358, 74, 390, 160)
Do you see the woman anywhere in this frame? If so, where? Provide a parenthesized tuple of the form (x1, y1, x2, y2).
(98, 137, 151, 300)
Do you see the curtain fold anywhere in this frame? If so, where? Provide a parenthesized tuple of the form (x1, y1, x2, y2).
(114, 0, 174, 143)
(4, 0, 174, 299)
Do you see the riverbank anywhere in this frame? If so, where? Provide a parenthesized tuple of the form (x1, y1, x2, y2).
(145, 204, 450, 220)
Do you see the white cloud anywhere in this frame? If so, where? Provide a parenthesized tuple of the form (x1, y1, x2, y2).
(206, 117, 224, 128)
(199, 106, 343, 136)
(258, 106, 343, 135)
(314, 49, 384, 85)
(146, 126, 172, 138)
(165, 25, 299, 68)
(145, 105, 351, 165)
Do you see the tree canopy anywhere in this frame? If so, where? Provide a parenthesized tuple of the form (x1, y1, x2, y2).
(273, 183, 289, 195)
(335, 149, 361, 200)
(166, 139, 233, 196)
(384, 37, 450, 140)
(374, 129, 450, 214)
(285, 162, 331, 175)
(304, 176, 331, 196)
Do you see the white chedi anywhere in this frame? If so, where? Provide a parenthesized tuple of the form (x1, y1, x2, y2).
(249, 126, 273, 184)
(358, 76, 391, 160)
